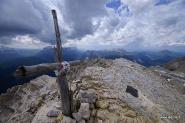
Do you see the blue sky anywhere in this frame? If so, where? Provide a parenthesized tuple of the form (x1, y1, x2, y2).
(0, 0, 184, 51)
(155, 0, 174, 5)
(106, 0, 121, 10)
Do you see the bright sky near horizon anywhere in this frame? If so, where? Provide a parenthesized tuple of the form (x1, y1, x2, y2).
(0, 0, 184, 51)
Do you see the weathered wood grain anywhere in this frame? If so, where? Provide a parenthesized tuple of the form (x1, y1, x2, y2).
(14, 60, 81, 77)
(52, 9, 71, 116)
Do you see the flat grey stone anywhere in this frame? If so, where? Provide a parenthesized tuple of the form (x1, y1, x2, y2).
(72, 112, 82, 122)
(77, 119, 85, 123)
(79, 89, 97, 103)
(79, 103, 90, 120)
(47, 110, 60, 117)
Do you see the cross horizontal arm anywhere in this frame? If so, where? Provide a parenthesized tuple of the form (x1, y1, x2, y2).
(14, 60, 81, 77)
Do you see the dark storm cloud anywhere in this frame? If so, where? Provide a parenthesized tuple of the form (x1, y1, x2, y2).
(62, 0, 107, 39)
(0, 0, 65, 46)
(0, 23, 39, 36)
(0, 0, 108, 46)
(0, 0, 43, 37)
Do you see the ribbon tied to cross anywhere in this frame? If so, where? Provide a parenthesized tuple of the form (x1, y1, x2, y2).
(55, 61, 70, 76)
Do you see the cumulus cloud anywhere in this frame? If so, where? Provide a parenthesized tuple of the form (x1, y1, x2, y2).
(0, 0, 108, 49)
(65, 0, 185, 51)
(0, 0, 184, 51)
(1, 35, 51, 49)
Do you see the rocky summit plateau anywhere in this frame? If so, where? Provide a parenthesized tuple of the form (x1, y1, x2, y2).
(0, 58, 185, 123)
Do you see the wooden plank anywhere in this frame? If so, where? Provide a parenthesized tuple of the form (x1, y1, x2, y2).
(14, 60, 81, 77)
(15, 63, 57, 77)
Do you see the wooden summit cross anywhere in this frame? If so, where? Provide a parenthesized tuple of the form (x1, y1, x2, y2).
(51, 10, 71, 116)
(15, 10, 75, 116)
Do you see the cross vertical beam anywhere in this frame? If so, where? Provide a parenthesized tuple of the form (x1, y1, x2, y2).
(51, 10, 71, 116)
(52, 10, 62, 63)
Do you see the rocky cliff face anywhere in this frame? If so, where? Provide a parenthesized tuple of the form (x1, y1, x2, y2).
(0, 58, 185, 123)
(164, 57, 185, 73)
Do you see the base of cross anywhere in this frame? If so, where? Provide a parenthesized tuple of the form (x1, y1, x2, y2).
(56, 73, 72, 116)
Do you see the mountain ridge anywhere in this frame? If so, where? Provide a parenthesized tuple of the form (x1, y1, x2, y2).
(0, 58, 185, 123)
(0, 47, 185, 93)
